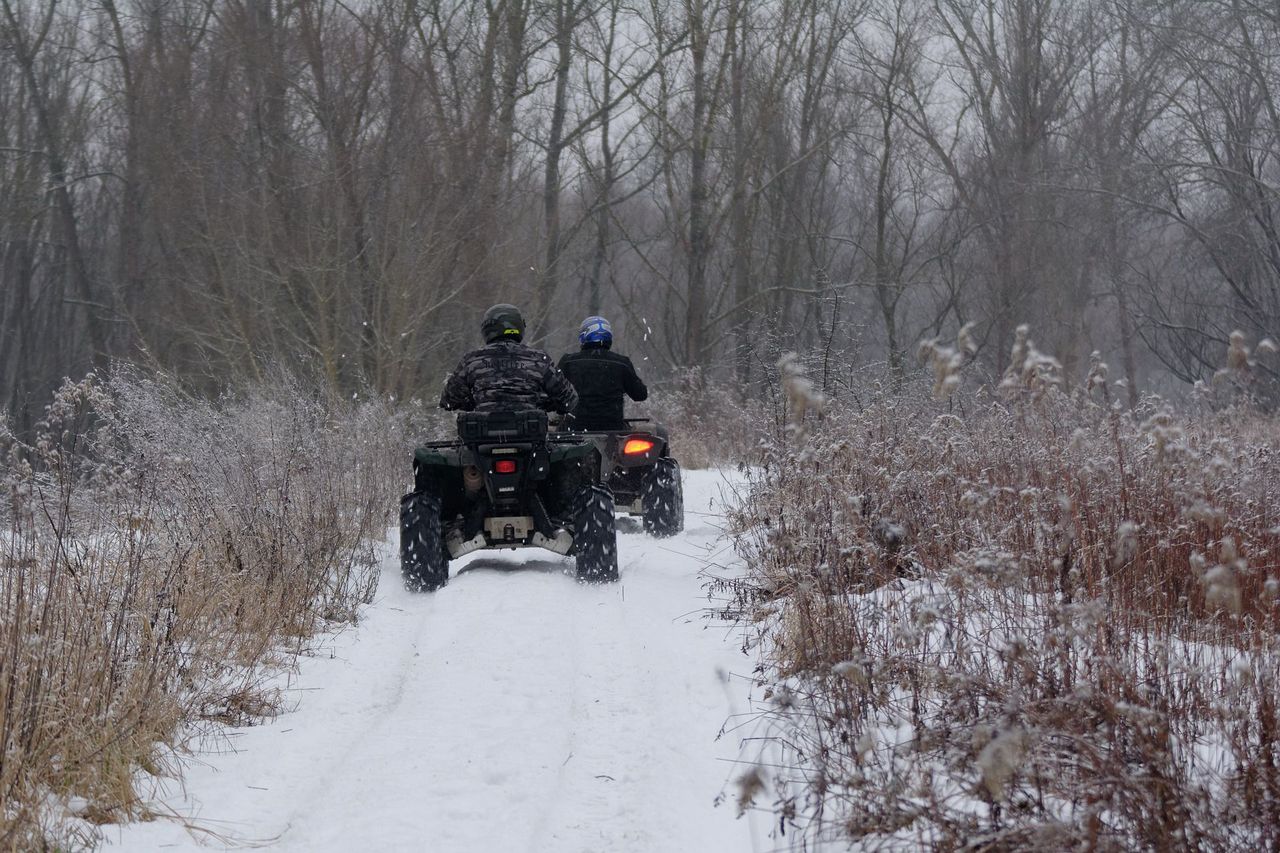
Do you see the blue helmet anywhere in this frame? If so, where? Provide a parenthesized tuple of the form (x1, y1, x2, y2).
(578, 315, 613, 347)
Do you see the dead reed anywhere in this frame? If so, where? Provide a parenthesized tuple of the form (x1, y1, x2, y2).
(638, 369, 762, 468)
(0, 371, 406, 850)
(727, 360, 1280, 849)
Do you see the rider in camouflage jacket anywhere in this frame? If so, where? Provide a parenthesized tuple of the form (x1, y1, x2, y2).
(439, 304, 579, 414)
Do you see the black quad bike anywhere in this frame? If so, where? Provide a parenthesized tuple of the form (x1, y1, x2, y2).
(577, 419, 684, 538)
(400, 410, 618, 592)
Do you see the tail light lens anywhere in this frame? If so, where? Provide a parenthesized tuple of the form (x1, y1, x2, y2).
(493, 459, 517, 474)
(623, 438, 655, 455)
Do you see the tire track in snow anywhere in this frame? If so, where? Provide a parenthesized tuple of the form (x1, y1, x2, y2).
(107, 471, 757, 852)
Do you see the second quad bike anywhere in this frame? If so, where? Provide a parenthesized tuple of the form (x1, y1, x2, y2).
(400, 409, 618, 592)
(578, 418, 684, 538)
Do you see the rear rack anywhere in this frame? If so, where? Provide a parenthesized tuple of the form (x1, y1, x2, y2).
(420, 434, 589, 450)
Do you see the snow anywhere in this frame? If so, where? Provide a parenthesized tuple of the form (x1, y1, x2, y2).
(105, 470, 761, 852)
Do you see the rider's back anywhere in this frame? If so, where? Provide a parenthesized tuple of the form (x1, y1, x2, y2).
(442, 340, 576, 413)
(557, 347, 647, 430)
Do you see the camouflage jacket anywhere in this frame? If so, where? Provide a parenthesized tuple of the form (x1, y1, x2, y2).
(439, 340, 579, 414)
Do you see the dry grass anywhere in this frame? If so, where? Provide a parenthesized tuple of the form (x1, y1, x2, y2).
(639, 369, 765, 469)
(727, 369, 1280, 850)
(0, 371, 407, 850)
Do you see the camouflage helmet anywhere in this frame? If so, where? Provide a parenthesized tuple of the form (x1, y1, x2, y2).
(481, 303, 525, 343)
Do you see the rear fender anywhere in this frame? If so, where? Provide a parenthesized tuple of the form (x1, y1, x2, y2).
(610, 432, 664, 468)
(414, 445, 463, 468)
(548, 441, 596, 463)
(412, 446, 466, 514)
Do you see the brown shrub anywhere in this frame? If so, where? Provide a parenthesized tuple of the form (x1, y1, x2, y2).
(728, 377, 1280, 849)
(0, 371, 406, 849)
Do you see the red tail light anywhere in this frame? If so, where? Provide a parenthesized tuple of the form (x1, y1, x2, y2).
(623, 438, 655, 455)
(493, 459, 517, 474)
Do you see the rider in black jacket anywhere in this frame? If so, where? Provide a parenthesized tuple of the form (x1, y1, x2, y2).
(557, 316, 648, 431)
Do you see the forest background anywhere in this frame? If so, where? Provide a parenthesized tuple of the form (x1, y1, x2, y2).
(4, 0, 1280, 423)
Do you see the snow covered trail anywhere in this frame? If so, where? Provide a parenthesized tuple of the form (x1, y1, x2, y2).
(107, 470, 762, 853)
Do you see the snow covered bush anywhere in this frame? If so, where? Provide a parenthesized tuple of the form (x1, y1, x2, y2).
(0, 371, 406, 849)
(727, 370, 1280, 849)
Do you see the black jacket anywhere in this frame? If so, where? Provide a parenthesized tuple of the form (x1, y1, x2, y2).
(441, 340, 579, 414)
(556, 347, 648, 430)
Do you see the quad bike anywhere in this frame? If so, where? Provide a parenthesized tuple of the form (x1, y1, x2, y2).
(575, 418, 684, 538)
(400, 410, 618, 592)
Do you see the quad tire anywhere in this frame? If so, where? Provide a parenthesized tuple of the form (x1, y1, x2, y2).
(641, 457, 684, 538)
(401, 491, 450, 592)
(573, 485, 619, 583)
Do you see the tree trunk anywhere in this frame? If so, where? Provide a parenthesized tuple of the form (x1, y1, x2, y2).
(728, 0, 752, 388)
(587, 3, 619, 318)
(874, 71, 903, 387)
(1, 0, 109, 363)
(686, 0, 710, 369)
(533, 0, 576, 341)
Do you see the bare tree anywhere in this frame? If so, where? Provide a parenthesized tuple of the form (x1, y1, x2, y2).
(0, 0, 109, 361)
